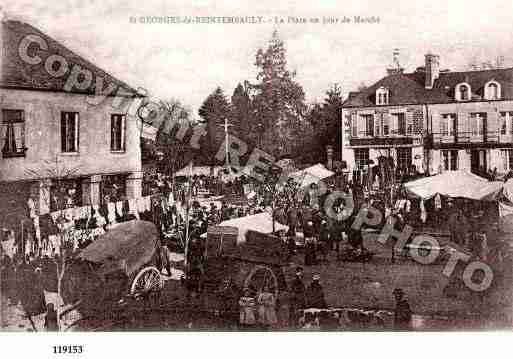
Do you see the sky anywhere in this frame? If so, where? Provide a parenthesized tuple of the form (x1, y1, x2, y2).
(4, 0, 513, 119)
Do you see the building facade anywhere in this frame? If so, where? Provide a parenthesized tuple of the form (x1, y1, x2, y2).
(1, 19, 144, 228)
(342, 53, 513, 178)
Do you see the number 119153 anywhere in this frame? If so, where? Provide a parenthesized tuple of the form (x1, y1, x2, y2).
(53, 345, 83, 354)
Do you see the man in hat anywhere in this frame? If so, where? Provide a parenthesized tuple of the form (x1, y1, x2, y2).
(393, 288, 412, 330)
(289, 267, 306, 327)
(306, 274, 327, 309)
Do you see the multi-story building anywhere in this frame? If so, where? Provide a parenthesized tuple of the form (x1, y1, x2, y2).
(1, 19, 144, 230)
(342, 53, 513, 177)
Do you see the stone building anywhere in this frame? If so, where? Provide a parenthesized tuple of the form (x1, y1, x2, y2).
(341, 53, 513, 177)
(0, 19, 144, 229)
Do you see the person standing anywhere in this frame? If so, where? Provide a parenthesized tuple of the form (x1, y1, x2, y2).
(393, 288, 412, 330)
(239, 288, 256, 330)
(306, 274, 327, 309)
(289, 267, 306, 327)
(256, 285, 278, 329)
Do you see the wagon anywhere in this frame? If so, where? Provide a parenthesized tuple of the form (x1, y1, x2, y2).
(65, 220, 164, 305)
(196, 212, 289, 299)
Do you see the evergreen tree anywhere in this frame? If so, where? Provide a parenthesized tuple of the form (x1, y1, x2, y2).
(253, 30, 307, 157)
(230, 82, 252, 141)
(198, 87, 231, 165)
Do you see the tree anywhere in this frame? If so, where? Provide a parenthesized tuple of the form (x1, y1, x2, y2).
(302, 84, 344, 163)
(230, 82, 253, 142)
(154, 99, 196, 175)
(198, 87, 231, 165)
(253, 30, 307, 157)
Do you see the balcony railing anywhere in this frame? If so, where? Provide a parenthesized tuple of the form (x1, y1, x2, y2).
(349, 130, 422, 147)
(430, 131, 505, 145)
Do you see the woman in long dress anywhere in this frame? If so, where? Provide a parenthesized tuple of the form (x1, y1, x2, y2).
(257, 285, 278, 329)
(239, 288, 256, 329)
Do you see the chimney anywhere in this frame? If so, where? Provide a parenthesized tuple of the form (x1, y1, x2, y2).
(425, 53, 440, 89)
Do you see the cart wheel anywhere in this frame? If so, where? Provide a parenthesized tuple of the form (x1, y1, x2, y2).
(130, 266, 163, 297)
(244, 265, 278, 298)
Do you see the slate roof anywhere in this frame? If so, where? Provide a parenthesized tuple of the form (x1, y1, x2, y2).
(1, 19, 141, 97)
(342, 67, 513, 108)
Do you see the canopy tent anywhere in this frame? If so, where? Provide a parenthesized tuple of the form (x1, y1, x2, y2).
(403, 170, 503, 201)
(291, 163, 334, 180)
(216, 212, 289, 243)
(289, 163, 335, 188)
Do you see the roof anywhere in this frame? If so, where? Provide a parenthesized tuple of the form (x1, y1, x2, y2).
(343, 67, 513, 108)
(1, 19, 141, 97)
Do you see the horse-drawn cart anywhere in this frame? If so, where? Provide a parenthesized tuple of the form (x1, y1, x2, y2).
(196, 213, 289, 299)
(65, 220, 164, 305)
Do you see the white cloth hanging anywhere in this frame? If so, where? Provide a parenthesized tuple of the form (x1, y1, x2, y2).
(107, 202, 117, 224)
(128, 198, 140, 220)
(434, 193, 442, 210)
(420, 199, 427, 224)
(115, 201, 124, 217)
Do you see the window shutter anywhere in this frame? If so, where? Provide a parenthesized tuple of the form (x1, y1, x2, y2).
(13, 123, 24, 150)
(61, 113, 67, 151)
(351, 112, 357, 137)
(488, 111, 498, 138)
(75, 113, 79, 151)
(121, 115, 126, 150)
(406, 111, 414, 135)
(110, 115, 115, 150)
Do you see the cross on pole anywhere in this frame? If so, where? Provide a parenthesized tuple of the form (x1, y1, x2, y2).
(218, 118, 234, 171)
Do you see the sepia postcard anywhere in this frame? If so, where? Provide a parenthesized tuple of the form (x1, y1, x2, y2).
(1, 0, 513, 357)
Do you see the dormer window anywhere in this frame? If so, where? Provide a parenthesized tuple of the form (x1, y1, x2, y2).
(455, 83, 471, 101)
(484, 80, 501, 100)
(376, 87, 389, 105)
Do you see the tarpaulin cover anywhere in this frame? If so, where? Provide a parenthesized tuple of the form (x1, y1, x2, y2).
(217, 212, 289, 244)
(290, 163, 334, 181)
(78, 220, 159, 277)
(404, 170, 503, 201)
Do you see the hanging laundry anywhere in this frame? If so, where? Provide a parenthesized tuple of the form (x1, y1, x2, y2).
(128, 198, 140, 220)
(420, 199, 427, 224)
(115, 201, 124, 217)
(405, 199, 411, 213)
(107, 202, 117, 224)
(434, 193, 442, 210)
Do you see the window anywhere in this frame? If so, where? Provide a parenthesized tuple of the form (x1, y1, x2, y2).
(500, 149, 513, 172)
(376, 87, 389, 105)
(351, 115, 358, 137)
(500, 112, 508, 135)
(354, 148, 369, 170)
(442, 150, 458, 170)
(61, 112, 79, 152)
(1, 109, 25, 157)
(456, 83, 471, 101)
(470, 112, 486, 136)
(499, 111, 513, 135)
(392, 113, 406, 135)
(485, 81, 501, 100)
(111, 114, 126, 151)
(396, 148, 412, 170)
(382, 115, 390, 135)
(361, 114, 374, 136)
(441, 114, 456, 136)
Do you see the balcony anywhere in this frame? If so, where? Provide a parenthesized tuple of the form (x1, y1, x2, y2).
(349, 130, 422, 147)
(429, 131, 513, 149)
